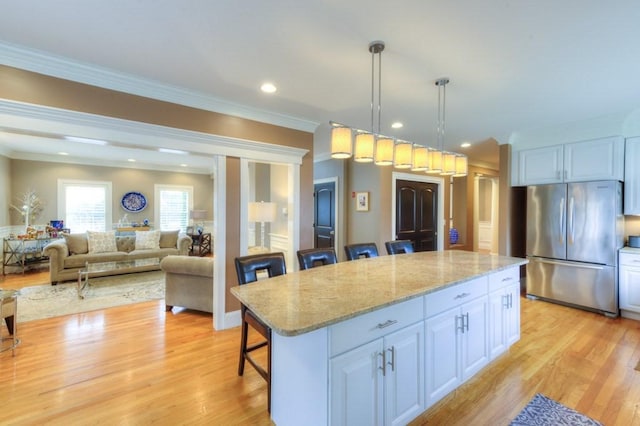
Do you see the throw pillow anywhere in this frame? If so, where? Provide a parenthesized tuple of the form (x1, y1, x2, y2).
(87, 230, 118, 254)
(159, 230, 179, 248)
(135, 230, 161, 250)
(63, 233, 89, 255)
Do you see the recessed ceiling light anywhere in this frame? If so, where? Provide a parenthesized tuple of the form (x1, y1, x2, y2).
(180, 164, 188, 167)
(461, 142, 471, 148)
(391, 122, 403, 129)
(158, 148, 188, 155)
(127, 158, 136, 162)
(64, 136, 108, 145)
(260, 82, 277, 93)
(58, 152, 69, 156)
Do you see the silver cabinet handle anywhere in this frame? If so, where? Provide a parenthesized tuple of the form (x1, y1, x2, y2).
(387, 346, 395, 372)
(501, 276, 513, 282)
(378, 351, 386, 376)
(456, 315, 464, 334)
(502, 294, 510, 309)
(454, 292, 471, 300)
(464, 313, 470, 333)
(376, 319, 398, 329)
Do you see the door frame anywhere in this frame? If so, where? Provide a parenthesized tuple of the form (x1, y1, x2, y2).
(313, 177, 340, 256)
(391, 172, 445, 251)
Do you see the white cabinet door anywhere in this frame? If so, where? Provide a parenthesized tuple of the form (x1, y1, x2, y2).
(564, 136, 624, 182)
(624, 137, 640, 215)
(505, 282, 521, 346)
(425, 308, 460, 407)
(460, 297, 489, 380)
(620, 265, 640, 313)
(489, 282, 521, 359)
(384, 322, 424, 426)
(517, 145, 563, 185)
(330, 339, 384, 426)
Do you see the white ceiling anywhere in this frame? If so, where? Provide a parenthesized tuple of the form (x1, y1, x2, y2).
(1, 0, 640, 170)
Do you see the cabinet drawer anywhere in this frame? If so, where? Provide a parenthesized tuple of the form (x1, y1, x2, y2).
(329, 297, 423, 357)
(425, 277, 488, 317)
(488, 267, 520, 292)
(620, 252, 640, 267)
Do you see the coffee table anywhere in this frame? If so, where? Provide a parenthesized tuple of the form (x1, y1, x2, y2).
(77, 258, 160, 299)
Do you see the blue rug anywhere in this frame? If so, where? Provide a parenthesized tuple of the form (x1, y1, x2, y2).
(511, 393, 603, 426)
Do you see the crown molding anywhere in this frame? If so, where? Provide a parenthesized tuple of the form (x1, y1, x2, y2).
(0, 99, 309, 165)
(0, 41, 319, 133)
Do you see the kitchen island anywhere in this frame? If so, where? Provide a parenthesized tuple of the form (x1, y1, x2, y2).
(231, 250, 527, 425)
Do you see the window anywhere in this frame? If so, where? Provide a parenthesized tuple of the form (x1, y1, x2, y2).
(154, 184, 193, 232)
(58, 180, 112, 233)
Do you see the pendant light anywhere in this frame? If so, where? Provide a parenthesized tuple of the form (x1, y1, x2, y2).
(393, 140, 413, 169)
(411, 145, 429, 171)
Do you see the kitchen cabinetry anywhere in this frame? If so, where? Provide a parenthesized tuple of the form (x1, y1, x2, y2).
(329, 298, 424, 426)
(514, 136, 624, 186)
(488, 268, 521, 359)
(330, 322, 424, 426)
(619, 248, 640, 320)
(424, 276, 489, 407)
(624, 137, 640, 214)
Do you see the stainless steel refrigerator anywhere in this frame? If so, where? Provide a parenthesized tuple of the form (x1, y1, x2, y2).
(526, 180, 624, 316)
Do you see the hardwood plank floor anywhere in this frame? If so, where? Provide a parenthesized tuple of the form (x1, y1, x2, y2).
(2, 271, 640, 424)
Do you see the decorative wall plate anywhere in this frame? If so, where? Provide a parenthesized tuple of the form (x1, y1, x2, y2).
(121, 191, 147, 212)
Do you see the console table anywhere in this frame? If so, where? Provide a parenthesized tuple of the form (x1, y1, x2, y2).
(0, 289, 19, 356)
(2, 237, 61, 275)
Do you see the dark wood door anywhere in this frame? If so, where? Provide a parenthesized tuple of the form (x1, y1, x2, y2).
(396, 180, 438, 251)
(314, 181, 335, 248)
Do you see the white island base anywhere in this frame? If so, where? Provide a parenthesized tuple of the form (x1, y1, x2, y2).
(269, 267, 521, 425)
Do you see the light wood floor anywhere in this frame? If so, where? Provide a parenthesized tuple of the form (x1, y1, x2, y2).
(2, 270, 640, 425)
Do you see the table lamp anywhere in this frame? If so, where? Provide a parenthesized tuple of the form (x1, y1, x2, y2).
(190, 209, 207, 234)
(248, 201, 277, 251)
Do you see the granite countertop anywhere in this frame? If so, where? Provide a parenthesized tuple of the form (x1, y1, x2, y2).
(620, 246, 640, 254)
(231, 250, 527, 337)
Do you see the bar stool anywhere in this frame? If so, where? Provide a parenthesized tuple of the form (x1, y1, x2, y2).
(385, 240, 415, 255)
(0, 289, 19, 356)
(344, 242, 379, 261)
(234, 252, 286, 412)
(297, 247, 338, 270)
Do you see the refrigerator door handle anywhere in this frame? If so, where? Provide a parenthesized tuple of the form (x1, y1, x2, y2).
(559, 197, 565, 244)
(531, 257, 605, 271)
(568, 196, 575, 244)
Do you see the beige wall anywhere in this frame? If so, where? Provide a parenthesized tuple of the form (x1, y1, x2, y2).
(0, 155, 10, 226)
(1, 65, 314, 316)
(7, 159, 213, 228)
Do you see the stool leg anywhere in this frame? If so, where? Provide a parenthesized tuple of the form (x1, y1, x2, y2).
(238, 308, 248, 376)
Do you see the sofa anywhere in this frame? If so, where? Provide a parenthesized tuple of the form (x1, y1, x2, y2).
(43, 230, 192, 284)
(160, 255, 214, 313)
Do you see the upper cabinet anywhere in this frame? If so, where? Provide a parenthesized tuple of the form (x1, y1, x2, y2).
(624, 137, 640, 215)
(513, 136, 624, 186)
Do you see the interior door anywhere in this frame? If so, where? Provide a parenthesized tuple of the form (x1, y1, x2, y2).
(396, 180, 438, 251)
(314, 181, 335, 248)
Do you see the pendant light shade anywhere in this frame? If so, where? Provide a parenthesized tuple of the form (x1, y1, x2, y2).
(411, 145, 429, 171)
(393, 140, 413, 169)
(442, 152, 457, 175)
(354, 132, 375, 162)
(453, 154, 468, 177)
(330, 126, 353, 159)
(375, 136, 394, 166)
(427, 149, 443, 173)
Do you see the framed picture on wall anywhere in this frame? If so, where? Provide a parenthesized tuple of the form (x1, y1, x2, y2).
(355, 191, 369, 212)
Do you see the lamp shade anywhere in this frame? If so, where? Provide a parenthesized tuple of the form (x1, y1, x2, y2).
(375, 136, 394, 166)
(441, 152, 457, 175)
(393, 141, 413, 169)
(190, 209, 207, 220)
(248, 201, 277, 223)
(354, 132, 375, 163)
(330, 126, 353, 159)
(453, 155, 468, 177)
(427, 149, 443, 173)
(411, 145, 429, 171)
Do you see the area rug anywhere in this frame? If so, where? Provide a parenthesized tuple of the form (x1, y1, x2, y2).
(510, 393, 603, 425)
(17, 271, 164, 322)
